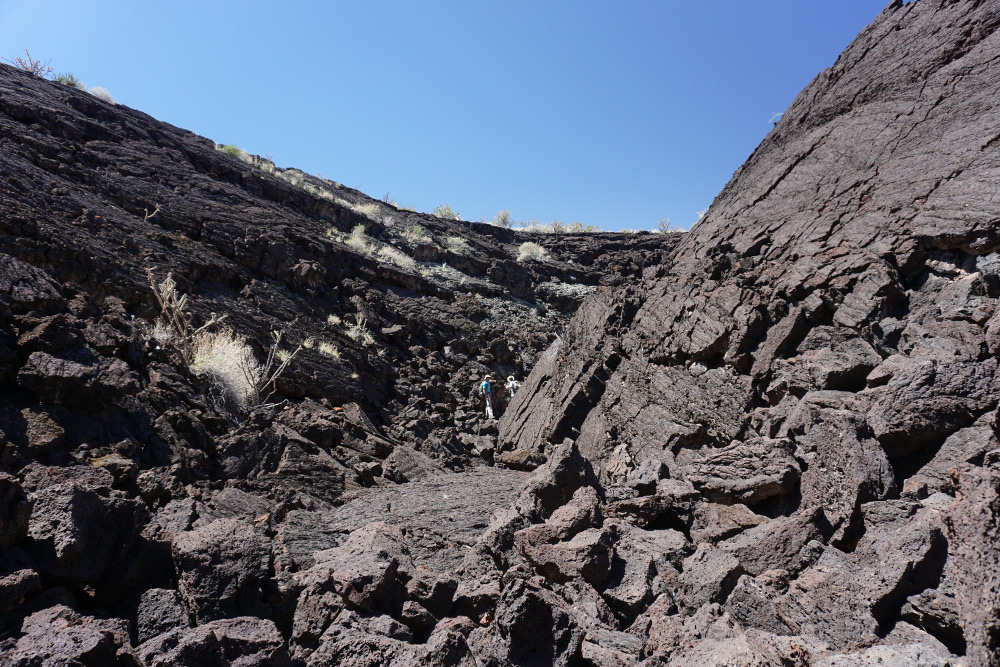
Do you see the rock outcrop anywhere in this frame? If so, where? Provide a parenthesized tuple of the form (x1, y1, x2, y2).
(2, 0, 1000, 665)
(498, 0, 1000, 662)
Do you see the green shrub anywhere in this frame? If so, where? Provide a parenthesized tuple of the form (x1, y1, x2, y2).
(433, 204, 460, 220)
(56, 72, 82, 88)
(517, 241, 548, 262)
(493, 209, 512, 228)
(220, 144, 247, 159)
(403, 224, 429, 243)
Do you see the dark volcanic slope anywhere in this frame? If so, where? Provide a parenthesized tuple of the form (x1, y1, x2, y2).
(500, 1, 1000, 664)
(0, 60, 676, 473)
(5, 1, 1000, 665)
(0, 59, 681, 665)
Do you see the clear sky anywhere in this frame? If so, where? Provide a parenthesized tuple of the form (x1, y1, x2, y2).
(2, 1, 892, 230)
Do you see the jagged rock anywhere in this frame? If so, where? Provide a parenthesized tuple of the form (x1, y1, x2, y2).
(0, 0, 999, 662)
(690, 502, 767, 544)
(6, 605, 140, 666)
(514, 439, 593, 520)
(295, 522, 412, 616)
(794, 409, 895, 540)
(405, 573, 458, 620)
(172, 518, 272, 623)
(901, 557, 964, 656)
(718, 507, 831, 577)
(866, 356, 999, 452)
(678, 545, 744, 612)
(137, 616, 292, 667)
(295, 608, 421, 666)
(0, 569, 40, 613)
(678, 437, 800, 504)
(0, 473, 30, 551)
(943, 464, 1000, 665)
(24, 465, 148, 582)
(767, 326, 881, 399)
(515, 486, 609, 584)
(136, 588, 191, 645)
(468, 578, 584, 667)
(452, 575, 501, 623)
(418, 621, 479, 667)
(193, 486, 274, 528)
(496, 448, 545, 471)
(597, 521, 687, 623)
(904, 421, 998, 498)
(604, 478, 699, 530)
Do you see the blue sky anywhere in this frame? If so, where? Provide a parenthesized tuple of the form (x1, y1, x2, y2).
(2, 1, 891, 230)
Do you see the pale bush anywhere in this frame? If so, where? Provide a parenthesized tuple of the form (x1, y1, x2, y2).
(352, 202, 380, 218)
(433, 204, 460, 220)
(517, 241, 548, 262)
(403, 224, 429, 243)
(378, 246, 417, 271)
(88, 86, 116, 104)
(493, 210, 512, 228)
(445, 236, 469, 254)
(656, 217, 679, 233)
(191, 328, 259, 413)
(319, 342, 340, 358)
(327, 314, 342, 326)
(346, 224, 375, 254)
(346, 317, 375, 346)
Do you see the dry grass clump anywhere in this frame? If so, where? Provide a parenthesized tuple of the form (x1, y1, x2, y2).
(345, 317, 375, 346)
(445, 236, 469, 254)
(378, 246, 417, 271)
(191, 329, 259, 413)
(403, 224, 430, 244)
(517, 241, 548, 262)
(346, 224, 375, 254)
(319, 341, 340, 358)
(148, 270, 305, 415)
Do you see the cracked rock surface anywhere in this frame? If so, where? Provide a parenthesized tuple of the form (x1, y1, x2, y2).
(2, 1, 1000, 665)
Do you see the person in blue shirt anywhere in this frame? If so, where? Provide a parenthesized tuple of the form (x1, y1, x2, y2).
(480, 375, 494, 419)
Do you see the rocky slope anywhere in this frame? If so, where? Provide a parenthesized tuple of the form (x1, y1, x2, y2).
(500, 0, 1000, 664)
(3, 0, 1000, 665)
(0, 58, 677, 665)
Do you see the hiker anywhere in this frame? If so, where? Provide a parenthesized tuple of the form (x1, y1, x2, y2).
(480, 375, 494, 419)
(505, 375, 520, 398)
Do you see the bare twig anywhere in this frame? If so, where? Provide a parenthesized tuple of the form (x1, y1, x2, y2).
(4, 49, 53, 78)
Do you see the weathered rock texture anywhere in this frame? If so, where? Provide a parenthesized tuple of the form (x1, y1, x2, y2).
(1, 0, 999, 665)
(498, 0, 1000, 663)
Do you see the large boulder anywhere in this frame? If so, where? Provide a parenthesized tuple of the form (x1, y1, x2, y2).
(171, 518, 272, 623)
(6, 605, 140, 666)
(943, 465, 1000, 665)
(23, 465, 148, 582)
(137, 616, 292, 667)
